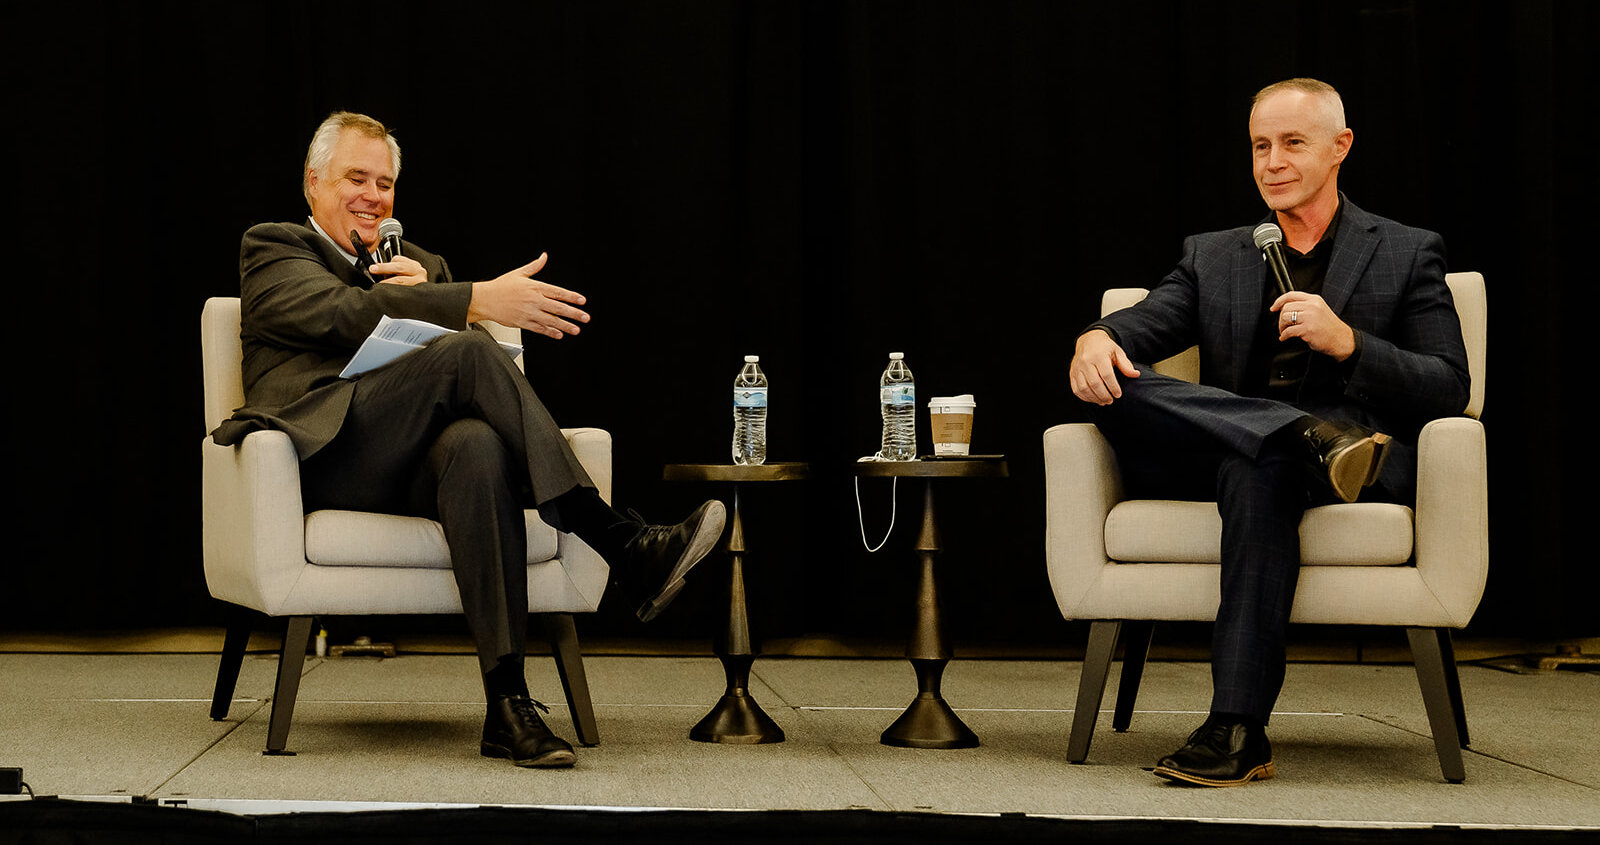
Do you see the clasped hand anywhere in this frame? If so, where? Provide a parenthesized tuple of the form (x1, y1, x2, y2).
(370, 255, 430, 286)
(1270, 291, 1355, 361)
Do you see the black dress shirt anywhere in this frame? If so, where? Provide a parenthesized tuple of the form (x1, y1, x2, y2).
(1245, 201, 1351, 403)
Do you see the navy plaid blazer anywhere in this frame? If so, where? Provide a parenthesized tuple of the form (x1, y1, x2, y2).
(1099, 197, 1471, 496)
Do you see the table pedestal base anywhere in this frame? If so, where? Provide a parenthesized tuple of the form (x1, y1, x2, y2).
(691, 654, 785, 744)
(881, 658, 978, 749)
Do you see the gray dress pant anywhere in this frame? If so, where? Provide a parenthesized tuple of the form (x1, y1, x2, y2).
(299, 330, 594, 672)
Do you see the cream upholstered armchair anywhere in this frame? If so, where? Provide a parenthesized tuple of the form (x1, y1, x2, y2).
(201, 296, 613, 753)
(1043, 272, 1487, 782)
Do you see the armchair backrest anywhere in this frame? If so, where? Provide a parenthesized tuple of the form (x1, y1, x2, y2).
(1449, 272, 1486, 419)
(1100, 272, 1486, 419)
(479, 320, 528, 374)
(202, 297, 245, 432)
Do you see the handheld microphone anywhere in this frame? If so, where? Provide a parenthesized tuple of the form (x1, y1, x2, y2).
(378, 218, 404, 263)
(1252, 223, 1294, 297)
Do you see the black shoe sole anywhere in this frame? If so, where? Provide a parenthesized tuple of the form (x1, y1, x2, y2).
(636, 501, 726, 623)
(1152, 760, 1275, 787)
(481, 740, 577, 769)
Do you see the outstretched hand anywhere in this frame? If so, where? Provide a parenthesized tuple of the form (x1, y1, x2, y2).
(468, 253, 591, 340)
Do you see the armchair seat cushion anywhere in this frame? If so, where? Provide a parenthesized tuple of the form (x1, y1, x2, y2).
(1105, 500, 1415, 566)
(304, 510, 561, 568)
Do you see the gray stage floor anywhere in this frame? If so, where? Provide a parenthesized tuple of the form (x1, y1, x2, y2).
(1, 645, 1596, 831)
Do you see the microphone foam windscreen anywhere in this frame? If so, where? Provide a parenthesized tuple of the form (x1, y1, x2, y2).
(1252, 222, 1283, 250)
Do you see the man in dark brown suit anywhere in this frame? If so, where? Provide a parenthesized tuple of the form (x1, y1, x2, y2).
(213, 111, 725, 769)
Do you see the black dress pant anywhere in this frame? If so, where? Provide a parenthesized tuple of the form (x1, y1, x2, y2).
(1087, 367, 1394, 724)
(299, 330, 595, 673)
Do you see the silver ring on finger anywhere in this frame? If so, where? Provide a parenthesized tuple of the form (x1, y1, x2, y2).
(1289, 311, 1299, 324)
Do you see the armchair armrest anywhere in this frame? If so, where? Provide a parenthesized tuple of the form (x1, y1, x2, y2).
(201, 430, 309, 615)
(1043, 423, 1126, 617)
(1412, 416, 1489, 627)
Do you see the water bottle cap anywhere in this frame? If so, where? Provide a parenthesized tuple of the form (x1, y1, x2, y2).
(889, 352, 904, 359)
(744, 355, 760, 362)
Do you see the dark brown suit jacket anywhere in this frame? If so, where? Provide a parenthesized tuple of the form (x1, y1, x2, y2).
(212, 220, 474, 458)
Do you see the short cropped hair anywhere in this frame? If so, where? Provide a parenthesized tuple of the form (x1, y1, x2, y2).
(1251, 78, 1347, 134)
(302, 111, 402, 205)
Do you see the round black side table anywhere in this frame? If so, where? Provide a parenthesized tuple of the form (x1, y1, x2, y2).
(852, 458, 1009, 749)
(663, 461, 810, 744)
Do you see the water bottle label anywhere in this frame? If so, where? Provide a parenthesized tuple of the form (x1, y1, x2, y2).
(734, 387, 769, 408)
(880, 385, 914, 405)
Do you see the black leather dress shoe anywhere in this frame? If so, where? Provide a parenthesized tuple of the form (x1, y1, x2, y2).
(1153, 715, 1275, 787)
(1300, 417, 1392, 503)
(626, 500, 726, 622)
(481, 695, 576, 768)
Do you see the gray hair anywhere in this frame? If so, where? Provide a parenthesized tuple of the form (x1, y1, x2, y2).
(302, 111, 402, 206)
(1251, 78, 1347, 134)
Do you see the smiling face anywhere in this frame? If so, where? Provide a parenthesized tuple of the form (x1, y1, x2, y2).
(1249, 89, 1352, 221)
(305, 129, 397, 253)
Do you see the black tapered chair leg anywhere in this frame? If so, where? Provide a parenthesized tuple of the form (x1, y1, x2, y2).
(1436, 627, 1470, 747)
(211, 608, 254, 721)
(265, 615, 315, 755)
(1407, 626, 1468, 783)
(545, 613, 600, 746)
(1068, 621, 1121, 763)
(1112, 621, 1155, 732)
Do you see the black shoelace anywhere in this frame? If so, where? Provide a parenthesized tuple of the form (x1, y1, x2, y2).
(503, 695, 552, 723)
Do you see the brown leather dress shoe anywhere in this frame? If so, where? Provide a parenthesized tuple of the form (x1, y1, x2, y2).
(1153, 715, 1275, 787)
(481, 695, 576, 768)
(1301, 417, 1392, 503)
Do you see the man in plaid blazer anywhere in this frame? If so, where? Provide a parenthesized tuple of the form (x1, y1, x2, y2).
(1069, 79, 1470, 786)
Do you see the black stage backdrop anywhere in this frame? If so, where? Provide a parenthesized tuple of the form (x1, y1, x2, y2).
(10, 1, 1593, 645)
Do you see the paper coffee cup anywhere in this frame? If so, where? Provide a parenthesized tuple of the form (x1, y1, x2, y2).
(928, 394, 976, 456)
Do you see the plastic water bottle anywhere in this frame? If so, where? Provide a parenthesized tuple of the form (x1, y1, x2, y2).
(732, 355, 768, 465)
(878, 352, 917, 461)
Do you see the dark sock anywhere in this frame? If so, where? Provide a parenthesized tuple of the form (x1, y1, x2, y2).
(542, 487, 641, 564)
(1272, 415, 1318, 445)
(1210, 711, 1262, 729)
(484, 657, 529, 700)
